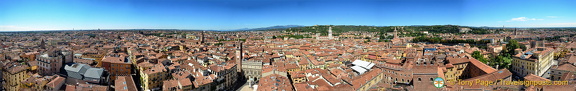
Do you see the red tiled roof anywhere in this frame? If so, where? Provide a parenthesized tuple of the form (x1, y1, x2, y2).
(554, 64, 576, 72)
(524, 74, 550, 81)
(46, 76, 66, 89)
(258, 74, 294, 91)
(468, 57, 496, 74)
(115, 76, 137, 91)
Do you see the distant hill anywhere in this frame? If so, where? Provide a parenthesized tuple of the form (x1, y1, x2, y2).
(282, 25, 502, 38)
(226, 25, 303, 31)
(285, 25, 468, 34)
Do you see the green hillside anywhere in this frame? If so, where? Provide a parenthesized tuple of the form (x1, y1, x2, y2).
(284, 25, 490, 36)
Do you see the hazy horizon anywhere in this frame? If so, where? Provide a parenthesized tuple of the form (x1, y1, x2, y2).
(2, 24, 576, 32)
(1, 0, 575, 31)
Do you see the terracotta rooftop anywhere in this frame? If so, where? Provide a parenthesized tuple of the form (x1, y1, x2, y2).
(567, 55, 576, 64)
(73, 58, 94, 65)
(46, 76, 66, 89)
(446, 57, 471, 64)
(462, 69, 512, 88)
(3, 62, 29, 74)
(386, 59, 403, 64)
(258, 74, 294, 91)
(172, 71, 192, 80)
(102, 56, 130, 64)
(74, 83, 109, 91)
(524, 74, 551, 81)
(115, 76, 137, 91)
(542, 84, 576, 91)
(163, 79, 179, 90)
(468, 57, 497, 74)
(179, 78, 193, 88)
(143, 63, 166, 75)
(553, 64, 576, 72)
(560, 72, 576, 83)
(350, 68, 382, 90)
(293, 83, 314, 91)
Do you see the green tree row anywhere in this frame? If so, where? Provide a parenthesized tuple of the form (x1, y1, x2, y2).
(272, 34, 312, 39)
(412, 36, 491, 44)
(284, 25, 483, 36)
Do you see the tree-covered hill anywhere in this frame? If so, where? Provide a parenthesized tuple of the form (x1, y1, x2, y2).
(283, 25, 488, 35)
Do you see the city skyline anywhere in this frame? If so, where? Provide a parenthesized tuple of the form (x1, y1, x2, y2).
(1, 0, 575, 31)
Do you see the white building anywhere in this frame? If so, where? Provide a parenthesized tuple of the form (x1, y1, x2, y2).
(316, 27, 339, 40)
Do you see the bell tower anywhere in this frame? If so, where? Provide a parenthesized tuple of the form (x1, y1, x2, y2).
(393, 27, 398, 38)
(236, 42, 243, 72)
(328, 26, 333, 39)
(201, 31, 205, 44)
(40, 39, 46, 49)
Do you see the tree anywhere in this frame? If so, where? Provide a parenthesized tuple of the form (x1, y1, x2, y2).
(493, 55, 512, 69)
(472, 51, 489, 63)
(500, 39, 524, 58)
(474, 39, 520, 69)
(520, 44, 527, 51)
(472, 51, 483, 59)
(214, 43, 224, 46)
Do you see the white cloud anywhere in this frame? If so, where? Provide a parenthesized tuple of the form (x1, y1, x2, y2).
(546, 16, 558, 18)
(506, 17, 543, 22)
(545, 23, 576, 27)
(502, 22, 576, 27)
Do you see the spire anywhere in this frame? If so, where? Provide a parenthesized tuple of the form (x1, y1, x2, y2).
(40, 39, 46, 49)
(328, 26, 333, 39)
(514, 28, 517, 35)
(201, 31, 205, 44)
(393, 27, 398, 38)
(542, 36, 546, 47)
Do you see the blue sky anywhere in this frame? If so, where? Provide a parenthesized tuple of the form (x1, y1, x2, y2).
(0, 0, 575, 31)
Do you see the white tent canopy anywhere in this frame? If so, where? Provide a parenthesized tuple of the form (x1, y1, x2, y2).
(351, 60, 375, 75)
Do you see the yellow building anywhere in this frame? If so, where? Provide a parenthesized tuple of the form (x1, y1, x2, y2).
(354, 68, 383, 91)
(444, 57, 470, 83)
(21, 74, 60, 90)
(289, 71, 306, 83)
(488, 45, 504, 54)
(2, 62, 30, 91)
(127, 48, 139, 65)
(512, 47, 554, 77)
(284, 54, 295, 58)
(286, 63, 300, 73)
(139, 64, 168, 91)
